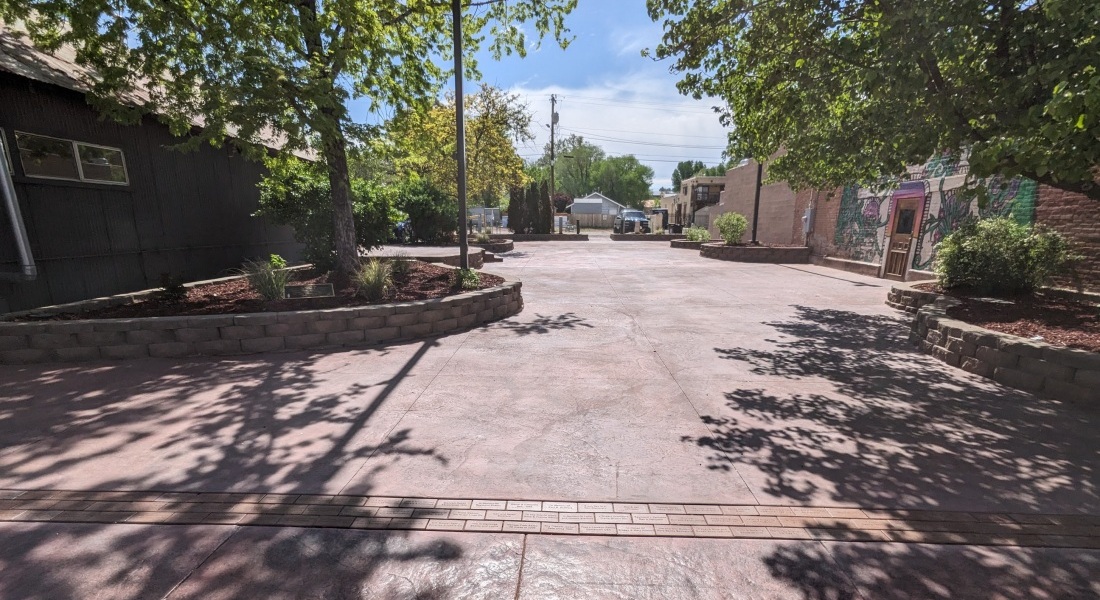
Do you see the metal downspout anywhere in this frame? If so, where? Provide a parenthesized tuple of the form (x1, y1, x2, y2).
(0, 136, 36, 281)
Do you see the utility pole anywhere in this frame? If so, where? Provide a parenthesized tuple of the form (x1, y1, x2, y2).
(549, 94, 557, 201)
(452, 0, 469, 269)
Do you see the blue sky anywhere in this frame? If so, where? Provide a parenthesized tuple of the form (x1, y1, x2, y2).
(347, 2, 730, 192)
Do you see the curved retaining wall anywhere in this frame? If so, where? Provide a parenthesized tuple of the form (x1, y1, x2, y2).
(899, 289, 1098, 403)
(0, 282, 523, 365)
(670, 240, 709, 250)
(490, 233, 588, 242)
(610, 234, 686, 241)
(473, 240, 514, 253)
(886, 281, 941, 314)
(700, 243, 811, 263)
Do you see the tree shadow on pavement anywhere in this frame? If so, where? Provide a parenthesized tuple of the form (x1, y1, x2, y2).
(764, 539, 1100, 600)
(686, 306, 1099, 513)
(492, 312, 594, 335)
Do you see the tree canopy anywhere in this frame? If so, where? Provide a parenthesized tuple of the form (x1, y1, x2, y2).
(647, 0, 1100, 200)
(532, 134, 654, 208)
(387, 85, 532, 207)
(3, 0, 578, 276)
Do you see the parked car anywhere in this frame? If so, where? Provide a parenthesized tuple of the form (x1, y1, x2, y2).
(614, 210, 651, 234)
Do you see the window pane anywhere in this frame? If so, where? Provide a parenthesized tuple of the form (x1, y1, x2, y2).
(896, 208, 916, 234)
(15, 133, 79, 180)
(77, 144, 128, 183)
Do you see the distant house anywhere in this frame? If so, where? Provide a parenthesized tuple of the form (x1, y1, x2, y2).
(0, 27, 300, 313)
(566, 192, 626, 228)
(674, 175, 726, 229)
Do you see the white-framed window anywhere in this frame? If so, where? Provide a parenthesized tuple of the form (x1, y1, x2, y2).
(14, 131, 129, 185)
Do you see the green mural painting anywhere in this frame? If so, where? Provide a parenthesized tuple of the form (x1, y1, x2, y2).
(833, 186, 889, 263)
(911, 176, 1037, 270)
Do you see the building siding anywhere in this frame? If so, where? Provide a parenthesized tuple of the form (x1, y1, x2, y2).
(0, 72, 300, 312)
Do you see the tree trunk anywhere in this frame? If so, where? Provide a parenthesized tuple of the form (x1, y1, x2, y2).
(322, 131, 359, 284)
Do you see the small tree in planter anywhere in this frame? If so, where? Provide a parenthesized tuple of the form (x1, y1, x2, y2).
(714, 212, 749, 245)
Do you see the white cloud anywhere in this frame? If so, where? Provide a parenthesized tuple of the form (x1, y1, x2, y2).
(608, 23, 663, 58)
(509, 71, 731, 192)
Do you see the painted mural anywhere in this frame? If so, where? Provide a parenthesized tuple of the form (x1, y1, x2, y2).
(831, 157, 1038, 269)
(833, 186, 890, 263)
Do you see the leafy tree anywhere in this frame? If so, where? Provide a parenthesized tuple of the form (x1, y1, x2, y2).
(647, 0, 1100, 200)
(256, 157, 394, 272)
(389, 85, 533, 207)
(671, 161, 706, 189)
(539, 134, 606, 198)
(398, 176, 457, 244)
(4, 0, 578, 281)
(594, 155, 655, 208)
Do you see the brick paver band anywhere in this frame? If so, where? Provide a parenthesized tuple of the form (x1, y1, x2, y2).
(2, 489, 1098, 549)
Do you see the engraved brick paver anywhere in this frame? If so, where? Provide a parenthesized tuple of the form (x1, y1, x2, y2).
(1, 490, 1098, 548)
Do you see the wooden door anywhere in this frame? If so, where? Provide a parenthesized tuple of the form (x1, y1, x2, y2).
(884, 198, 920, 280)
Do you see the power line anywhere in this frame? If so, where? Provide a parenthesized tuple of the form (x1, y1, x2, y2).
(560, 94, 726, 112)
(558, 127, 727, 149)
(560, 98, 720, 115)
(562, 125, 729, 140)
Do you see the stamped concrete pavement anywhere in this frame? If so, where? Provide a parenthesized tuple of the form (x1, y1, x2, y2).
(1, 236, 1097, 598)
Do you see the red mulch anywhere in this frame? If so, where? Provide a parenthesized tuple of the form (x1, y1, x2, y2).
(21, 262, 504, 320)
(913, 283, 1100, 353)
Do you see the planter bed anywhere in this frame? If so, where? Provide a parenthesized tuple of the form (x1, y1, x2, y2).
(891, 283, 1099, 403)
(610, 233, 686, 241)
(489, 233, 588, 242)
(670, 239, 710, 250)
(700, 243, 811, 263)
(472, 239, 514, 253)
(0, 263, 522, 364)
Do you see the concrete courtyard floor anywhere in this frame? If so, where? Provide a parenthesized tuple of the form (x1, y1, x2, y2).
(1, 235, 1098, 598)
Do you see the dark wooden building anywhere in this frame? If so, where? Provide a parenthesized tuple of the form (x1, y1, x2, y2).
(0, 28, 300, 313)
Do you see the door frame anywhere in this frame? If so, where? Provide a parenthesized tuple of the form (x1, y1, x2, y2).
(880, 182, 927, 280)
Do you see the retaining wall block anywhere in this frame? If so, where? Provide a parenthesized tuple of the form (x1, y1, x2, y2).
(30, 333, 77, 350)
(0, 335, 28, 351)
(400, 323, 432, 338)
(1018, 356, 1075, 382)
(139, 317, 190, 331)
(100, 344, 150, 360)
(356, 305, 396, 317)
(996, 338, 1045, 359)
(308, 319, 347, 334)
(174, 328, 221, 343)
(1, 348, 50, 363)
(194, 339, 242, 355)
(350, 316, 386, 329)
(992, 367, 1044, 392)
(78, 331, 125, 346)
(959, 357, 993, 378)
(45, 321, 95, 334)
(233, 314, 279, 326)
(1075, 369, 1100, 388)
(433, 318, 459, 333)
(457, 314, 478, 328)
(1043, 379, 1096, 403)
(264, 322, 307, 337)
(148, 342, 195, 358)
(284, 334, 327, 349)
(1043, 347, 1100, 371)
(396, 302, 430, 315)
(277, 311, 318, 324)
(125, 329, 176, 345)
(92, 319, 141, 333)
(55, 346, 103, 362)
(386, 313, 420, 328)
(187, 315, 235, 329)
(240, 337, 285, 353)
(420, 310, 445, 324)
(926, 330, 943, 345)
(932, 346, 961, 367)
(363, 327, 400, 344)
(219, 325, 266, 340)
(975, 346, 1020, 369)
(326, 330, 365, 346)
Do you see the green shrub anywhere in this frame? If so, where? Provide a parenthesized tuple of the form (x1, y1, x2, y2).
(454, 267, 481, 290)
(475, 230, 491, 243)
(934, 217, 1075, 295)
(714, 212, 749, 245)
(389, 250, 412, 278)
(397, 176, 458, 244)
(684, 226, 710, 242)
(256, 157, 397, 271)
(355, 259, 392, 301)
(243, 254, 292, 301)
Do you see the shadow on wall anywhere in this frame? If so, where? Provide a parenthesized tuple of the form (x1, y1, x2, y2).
(765, 541, 1100, 600)
(684, 306, 1099, 513)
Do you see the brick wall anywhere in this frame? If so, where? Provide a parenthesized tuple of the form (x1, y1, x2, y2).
(712, 161, 799, 245)
(1035, 186, 1100, 292)
(803, 187, 845, 258)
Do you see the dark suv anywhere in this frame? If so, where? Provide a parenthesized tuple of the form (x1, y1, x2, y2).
(614, 210, 651, 234)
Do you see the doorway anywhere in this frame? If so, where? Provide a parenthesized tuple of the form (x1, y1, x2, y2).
(884, 197, 920, 280)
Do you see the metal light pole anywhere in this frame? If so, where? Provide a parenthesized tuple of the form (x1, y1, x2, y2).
(750, 160, 763, 245)
(452, 0, 469, 269)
